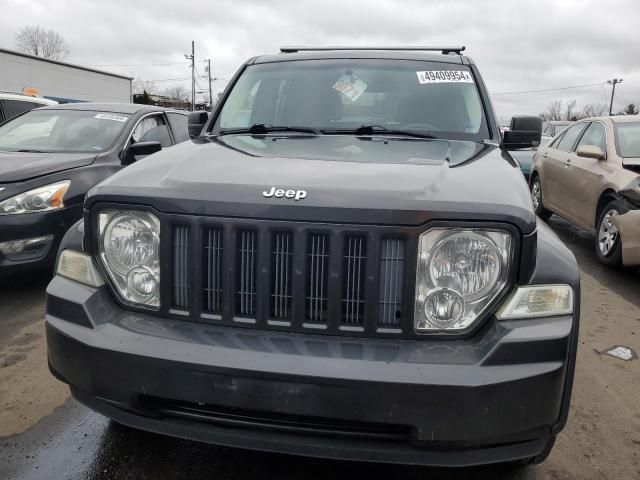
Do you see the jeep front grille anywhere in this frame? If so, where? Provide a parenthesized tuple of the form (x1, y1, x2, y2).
(271, 231, 293, 320)
(236, 230, 257, 317)
(379, 238, 405, 326)
(342, 235, 367, 325)
(172, 225, 190, 309)
(166, 218, 417, 338)
(203, 227, 223, 314)
(306, 233, 329, 324)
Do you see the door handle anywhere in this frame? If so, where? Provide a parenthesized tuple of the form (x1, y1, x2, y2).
(543, 152, 548, 158)
(564, 159, 571, 167)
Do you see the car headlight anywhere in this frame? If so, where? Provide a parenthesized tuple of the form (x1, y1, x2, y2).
(415, 228, 512, 333)
(98, 210, 160, 308)
(0, 181, 70, 215)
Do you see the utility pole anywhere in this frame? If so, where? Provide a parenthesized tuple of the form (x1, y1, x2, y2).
(607, 78, 623, 116)
(184, 41, 195, 111)
(206, 58, 213, 111)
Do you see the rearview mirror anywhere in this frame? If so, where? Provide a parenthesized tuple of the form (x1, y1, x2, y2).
(576, 144, 605, 160)
(502, 116, 542, 150)
(188, 111, 209, 138)
(122, 141, 162, 165)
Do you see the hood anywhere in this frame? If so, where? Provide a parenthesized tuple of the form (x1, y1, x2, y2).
(0, 151, 97, 183)
(87, 135, 536, 233)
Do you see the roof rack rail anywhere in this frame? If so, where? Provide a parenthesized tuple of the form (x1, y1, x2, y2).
(280, 46, 466, 55)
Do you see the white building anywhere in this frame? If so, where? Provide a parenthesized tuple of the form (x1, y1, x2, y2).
(0, 47, 132, 103)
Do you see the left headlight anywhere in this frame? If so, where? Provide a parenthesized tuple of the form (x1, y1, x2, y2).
(98, 210, 160, 309)
(414, 228, 512, 333)
(0, 181, 70, 215)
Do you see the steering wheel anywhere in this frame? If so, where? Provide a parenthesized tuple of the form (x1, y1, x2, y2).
(400, 122, 439, 131)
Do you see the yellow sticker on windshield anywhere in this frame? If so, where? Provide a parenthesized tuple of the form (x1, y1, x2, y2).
(333, 75, 367, 102)
(416, 71, 474, 84)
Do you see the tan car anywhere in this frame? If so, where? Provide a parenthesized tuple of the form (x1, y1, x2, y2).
(530, 116, 640, 267)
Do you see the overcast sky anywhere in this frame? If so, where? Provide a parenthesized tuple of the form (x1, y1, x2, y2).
(2, 0, 639, 120)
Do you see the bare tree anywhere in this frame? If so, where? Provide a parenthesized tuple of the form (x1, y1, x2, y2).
(581, 103, 608, 118)
(133, 78, 156, 95)
(164, 85, 189, 104)
(564, 100, 578, 121)
(15, 25, 69, 61)
(541, 100, 563, 121)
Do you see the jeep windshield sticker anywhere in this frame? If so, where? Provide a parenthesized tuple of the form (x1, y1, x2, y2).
(94, 113, 128, 122)
(332, 74, 367, 102)
(416, 70, 474, 84)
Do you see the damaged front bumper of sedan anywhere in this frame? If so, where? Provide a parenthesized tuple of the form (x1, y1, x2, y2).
(613, 209, 640, 267)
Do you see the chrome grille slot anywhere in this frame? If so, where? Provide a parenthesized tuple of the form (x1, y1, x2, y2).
(203, 227, 223, 313)
(172, 225, 190, 309)
(306, 233, 329, 323)
(236, 230, 257, 317)
(379, 238, 405, 326)
(271, 232, 293, 319)
(342, 235, 367, 325)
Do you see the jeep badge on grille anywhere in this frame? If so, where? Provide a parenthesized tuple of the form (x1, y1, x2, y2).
(263, 187, 307, 201)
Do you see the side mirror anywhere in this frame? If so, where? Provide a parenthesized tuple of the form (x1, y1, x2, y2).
(576, 144, 605, 160)
(188, 111, 209, 138)
(503, 116, 542, 150)
(122, 141, 162, 165)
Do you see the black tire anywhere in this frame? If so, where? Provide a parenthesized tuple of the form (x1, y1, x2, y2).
(530, 175, 552, 221)
(595, 198, 627, 268)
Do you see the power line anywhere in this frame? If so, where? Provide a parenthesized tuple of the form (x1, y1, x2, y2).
(492, 82, 605, 96)
(145, 77, 192, 83)
(144, 76, 230, 83)
(87, 62, 186, 67)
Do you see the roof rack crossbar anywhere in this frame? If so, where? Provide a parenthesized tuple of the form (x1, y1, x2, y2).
(280, 46, 466, 55)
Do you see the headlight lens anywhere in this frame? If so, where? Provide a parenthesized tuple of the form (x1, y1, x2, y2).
(98, 210, 160, 308)
(415, 228, 512, 333)
(0, 181, 70, 215)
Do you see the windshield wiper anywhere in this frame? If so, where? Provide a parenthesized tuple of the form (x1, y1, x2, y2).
(218, 123, 320, 135)
(15, 149, 48, 153)
(322, 125, 437, 139)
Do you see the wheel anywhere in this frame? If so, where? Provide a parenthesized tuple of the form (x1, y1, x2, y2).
(595, 199, 627, 267)
(530, 175, 552, 221)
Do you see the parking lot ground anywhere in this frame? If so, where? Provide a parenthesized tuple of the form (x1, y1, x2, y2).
(0, 216, 638, 480)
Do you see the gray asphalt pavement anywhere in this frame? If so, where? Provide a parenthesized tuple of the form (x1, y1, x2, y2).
(0, 216, 638, 480)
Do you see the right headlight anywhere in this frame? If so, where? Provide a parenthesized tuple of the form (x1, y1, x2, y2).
(414, 228, 512, 333)
(98, 210, 160, 309)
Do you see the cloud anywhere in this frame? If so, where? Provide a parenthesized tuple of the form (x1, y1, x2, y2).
(1, 0, 638, 117)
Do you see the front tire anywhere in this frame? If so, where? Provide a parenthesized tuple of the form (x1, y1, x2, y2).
(595, 199, 626, 268)
(530, 175, 552, 221)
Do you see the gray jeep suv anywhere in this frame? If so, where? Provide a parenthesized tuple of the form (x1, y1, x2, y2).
(46, 46, 580, 467)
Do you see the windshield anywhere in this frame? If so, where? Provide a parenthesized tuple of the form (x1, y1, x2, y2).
(214, 59, 489, 141)
(615, 122, 640, 158)
(0, 109, 131, 153)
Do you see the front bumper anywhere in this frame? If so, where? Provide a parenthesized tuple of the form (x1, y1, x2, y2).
(613, 210, 640, 267)
(46, 275, 578, 466)
(0, 205, 81, 275)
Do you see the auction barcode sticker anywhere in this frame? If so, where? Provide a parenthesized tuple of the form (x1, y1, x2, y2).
(416, 70, 474, 84)
(333, 75, 368, 102)
(94, 113, 128, 122)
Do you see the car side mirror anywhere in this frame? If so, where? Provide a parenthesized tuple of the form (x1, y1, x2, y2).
(122, 141, 162, 165)
(502, 116, 542, 150)
(576, 144, 605, 160)
(188, 111, 209, 138)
